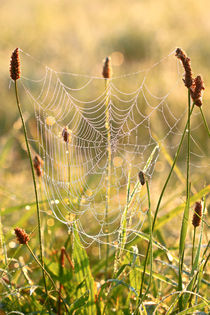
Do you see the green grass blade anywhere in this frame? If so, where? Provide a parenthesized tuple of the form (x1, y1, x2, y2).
(73, 223, 96, 315)
(69, 291, 89, 314)
(178, 90, 192, 311)
(175, 302, 208, 315)
(0, 136, 14, 168)
(1, 199, 48, 216)
(115, 164, 131, 269)
(134, 264, 177, 287)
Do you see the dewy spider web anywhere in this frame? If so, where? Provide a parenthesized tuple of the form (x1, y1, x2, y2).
(18, 49, 209, 248)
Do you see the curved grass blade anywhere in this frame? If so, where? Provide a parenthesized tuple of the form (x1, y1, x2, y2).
(73, 223, 96, 315)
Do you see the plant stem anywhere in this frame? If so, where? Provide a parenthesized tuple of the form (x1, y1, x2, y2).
(136, 95, 194, 314)
(152, 102, 194, 232)
(192, 227, 196, 269)
(138, 180, 152, 308)
(105, 78, 111, 279)
(200, 107, 210, 137)
(27, 244, 56, 288)
(114, 163, 131, 273)
(67, 142, 71, 198)
(178, 89, 192, 311)
(26, 244, 69, 313)
(14, 81, 50, 308)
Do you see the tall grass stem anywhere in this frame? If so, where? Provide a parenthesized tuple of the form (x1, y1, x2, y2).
(192, 227, 196, 269)
(200, 107, 210, 137)
(139, 102, 195, 310)
(137, 180, 152, 309)
(105, 78, 111, 279)
(26, 244, 69, 313)
(178, 89, 192, 310)
(152, 101, 194, 232)
(14, 81, 50, 309)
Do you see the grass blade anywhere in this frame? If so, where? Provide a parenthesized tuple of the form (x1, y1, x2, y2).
(73, 223, 96, 315)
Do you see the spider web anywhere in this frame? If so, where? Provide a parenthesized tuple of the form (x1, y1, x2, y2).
(17, 49, 209, 248)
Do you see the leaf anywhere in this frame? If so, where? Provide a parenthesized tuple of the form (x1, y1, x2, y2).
(175, 302, 208, 314)
(116, 146, 159, 263)
(0, 136, 14, 168)
(107, 279, 138, 296)
(69, 290, 89, 314)
(134, 264, 177, 287)
(73, 223, 96, 315)
(2, 199, 48, 216)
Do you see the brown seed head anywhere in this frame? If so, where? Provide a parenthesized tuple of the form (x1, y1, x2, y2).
(10, 48, 21, 81)
(138, 171, 146, 186)
(192, 201, 202, 228)
(62, 127, 71, 143)
(175, 48, 193, 88)
(14, 228, 29, 244)
(102, 57, 112, 79)
(33, 155, 43, 177)
(190, 75, 205, 107)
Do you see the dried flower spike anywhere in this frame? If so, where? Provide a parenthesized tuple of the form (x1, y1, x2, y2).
(138, 171, 146, 186)
(102, 57, 112, 79)
(10, 48, 21, 81)
(190, 75, 205, 107)
(33, 155, 43, 177)
(175, 48, 193, 88)
(62, 126, 71, 143)
(14, 228, 29, 244)
(192, 201, 202, 228)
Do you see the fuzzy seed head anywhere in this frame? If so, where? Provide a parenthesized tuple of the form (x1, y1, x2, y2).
(10, 48, 21, 81)
(62, 127, 71, 143)
(138, 171, 145, 186)
(175, 48, 193, 88)
(102, 57, 112, 79)
(192, 201, 202, 228)
(33, 155, 43, 177)
(14, 228, 29, 244)
(190, 75, 205, 107)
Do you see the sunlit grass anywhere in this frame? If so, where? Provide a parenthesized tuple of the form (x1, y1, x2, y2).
(0, 45, 209, 315)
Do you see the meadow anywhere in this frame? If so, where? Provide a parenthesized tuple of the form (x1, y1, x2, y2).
(0, 1, 209, 314)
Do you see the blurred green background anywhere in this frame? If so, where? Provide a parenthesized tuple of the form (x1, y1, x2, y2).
(0, 0, 209, 235)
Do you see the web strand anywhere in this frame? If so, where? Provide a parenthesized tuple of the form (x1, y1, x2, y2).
(18, 49, 209, 247)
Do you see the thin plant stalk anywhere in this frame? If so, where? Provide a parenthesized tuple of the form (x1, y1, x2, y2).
(152, 101, 194, 232)
(178, 89, 192, 311)
(200, 107, 210, 137)
(114, 163, 131, 273)
(26, 244, 69, 313)
(14, 81, 50, 304)
(136, 98, 194, 314)
(202, 240, 210, 271)
(138, 180, 152, 308)
(67, 142, 72, 226)
(138, 103, 195, 303)
(105, 78, 111, 279)
(58, 247, 65, 315)
(191, 227, 196, 269)
(67, 142, 71, 198)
